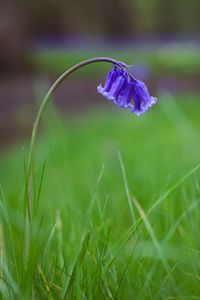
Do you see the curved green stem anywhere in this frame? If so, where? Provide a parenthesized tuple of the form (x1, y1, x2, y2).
(27, 57, 124, 217)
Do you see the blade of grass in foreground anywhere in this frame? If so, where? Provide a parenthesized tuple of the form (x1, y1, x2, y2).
(117, 150, 136, 225)
(132, 197, 183, 298)
(147, 163, 200, 216)
(61, 232, 90, 299)
(84, 164, 105, 229)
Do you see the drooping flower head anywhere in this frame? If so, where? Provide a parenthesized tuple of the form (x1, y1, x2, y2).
(97, 61, 157, 116)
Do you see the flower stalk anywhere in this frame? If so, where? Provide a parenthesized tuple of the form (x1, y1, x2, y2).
(27, 57, 127, 218)
(27, 57, 156, 219)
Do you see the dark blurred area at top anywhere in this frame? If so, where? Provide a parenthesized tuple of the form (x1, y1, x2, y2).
(1, 0, 200, 72)
(1, 0, 200, 148)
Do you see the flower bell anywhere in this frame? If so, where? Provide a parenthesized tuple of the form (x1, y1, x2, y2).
(97, 65, 157, 116)
(97, 67, 117, 96)
(131, 79, 157, 116)
(107, 70, 127, 102)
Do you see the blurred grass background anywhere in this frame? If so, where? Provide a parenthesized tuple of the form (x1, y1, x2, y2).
(31, 46, 200, 76)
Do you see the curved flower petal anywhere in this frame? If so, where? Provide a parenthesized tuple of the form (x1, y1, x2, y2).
(131, 80, 157, 116)
(97, 67, 117, 96)
(107, 71, 127, 102)
(116, 81, 134, 108)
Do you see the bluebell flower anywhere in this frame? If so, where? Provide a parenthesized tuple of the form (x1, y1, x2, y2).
(97, 64, 157, 116)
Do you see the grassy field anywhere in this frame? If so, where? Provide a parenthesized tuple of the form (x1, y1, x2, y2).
(1, 92, 200, 299)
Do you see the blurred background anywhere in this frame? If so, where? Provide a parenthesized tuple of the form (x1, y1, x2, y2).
(1, 0, 200, 148)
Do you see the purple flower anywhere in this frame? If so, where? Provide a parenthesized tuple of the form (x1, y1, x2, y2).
(97, 64, 157, 116)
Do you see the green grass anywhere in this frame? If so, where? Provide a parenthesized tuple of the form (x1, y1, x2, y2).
(1, 93, 200, 299)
